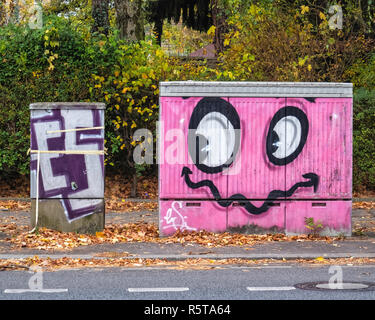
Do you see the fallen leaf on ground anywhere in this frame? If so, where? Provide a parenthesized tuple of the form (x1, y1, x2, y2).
(4, 222, 343, 251)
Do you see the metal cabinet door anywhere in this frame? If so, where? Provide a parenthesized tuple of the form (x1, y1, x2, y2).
(226, 98, 287, 200)
(284, 98, 352, 200)
(30, 107, 105, 200)
(159, 96, 232, 200)
(224, 97, 288, 228)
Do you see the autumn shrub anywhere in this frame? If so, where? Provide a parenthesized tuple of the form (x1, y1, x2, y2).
(217, 3, 373, 82)
(345, 53, 375, 90)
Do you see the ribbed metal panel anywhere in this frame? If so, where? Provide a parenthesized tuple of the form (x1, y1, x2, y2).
(285, 98, 352, 199)
(228, 201, 286, 232)
(285, 201, 351, 236)
(160, 81, 353, 98)
(159, 200, 227, 235)
(227, 97, 287, 199)
(159, 97, 228, 199)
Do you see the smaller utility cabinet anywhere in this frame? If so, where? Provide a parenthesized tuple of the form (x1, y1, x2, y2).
(158, 82, 352, 236)
(30, 102, 105, 234)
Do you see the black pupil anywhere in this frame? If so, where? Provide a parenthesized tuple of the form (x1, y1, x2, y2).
(270, 130, 279, 153)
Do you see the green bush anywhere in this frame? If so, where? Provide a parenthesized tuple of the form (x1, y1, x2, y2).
(345, 53, 375, 90)
(353, 88, 375, 192)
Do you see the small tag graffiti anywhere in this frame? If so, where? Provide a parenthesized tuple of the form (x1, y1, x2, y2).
(163, 201, 197, 232)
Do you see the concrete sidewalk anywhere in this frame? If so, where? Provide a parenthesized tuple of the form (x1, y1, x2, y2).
(0, 209, 374, 261)
(1, 239, 375, 261)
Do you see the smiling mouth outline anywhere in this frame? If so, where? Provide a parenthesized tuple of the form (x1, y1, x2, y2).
(181, 167, 319, 215)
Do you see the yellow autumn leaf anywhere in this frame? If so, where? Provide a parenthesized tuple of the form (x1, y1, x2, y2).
(96, 232, 105, 238)
(315, 256, 325, 261)
(301, 5, 309, 14)
(207, 25, 216, 36)
(298, 57, 306, 66)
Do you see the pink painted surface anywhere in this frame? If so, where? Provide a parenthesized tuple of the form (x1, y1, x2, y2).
(159, 95, 352, 235)
(285, 98, 352, 199)
(227, 98, 286, 198)
(159, 97, 228, 199)
(227, 201, 285, 232)
(285, 201, 352, 236)
(159, 200, 227, 236)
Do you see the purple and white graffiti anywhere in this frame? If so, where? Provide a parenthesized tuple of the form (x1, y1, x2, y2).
(30, 108, 104, 222)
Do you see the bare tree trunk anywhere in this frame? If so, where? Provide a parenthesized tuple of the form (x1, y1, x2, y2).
(154, 18, 163, 45)
(1, 0, 20, 25)
(131, 174, 137, 198)
(211, 0, 228, 55)
(91, 0, 109, 35)
(114, 0, 145, 41)
(0, 0, 6, 26)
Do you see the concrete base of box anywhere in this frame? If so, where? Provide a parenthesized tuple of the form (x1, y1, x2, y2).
(31, 199, 105, 234)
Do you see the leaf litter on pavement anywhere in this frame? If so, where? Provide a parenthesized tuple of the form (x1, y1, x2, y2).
(1, 256, 375, 272)
(5, 222, 339, 251)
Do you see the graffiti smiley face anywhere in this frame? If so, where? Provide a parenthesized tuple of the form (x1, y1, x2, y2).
(182, 97, 319, 215)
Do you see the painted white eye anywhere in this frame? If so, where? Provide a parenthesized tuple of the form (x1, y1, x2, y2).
(266, 106, 309, 166)
(272, 116, 302, 159)
(195, 111, 236, 168)
(188, 98, 241, 174)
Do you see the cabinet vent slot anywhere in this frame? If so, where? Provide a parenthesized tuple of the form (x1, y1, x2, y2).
(312, 202, 326, 207)
(186, 202, 201, 207)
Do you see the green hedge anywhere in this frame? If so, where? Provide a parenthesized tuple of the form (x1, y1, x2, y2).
(0, 17, 98, 177)
(353, 88, 375, 192)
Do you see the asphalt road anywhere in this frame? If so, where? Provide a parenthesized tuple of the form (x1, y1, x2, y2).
(0, 264, 375, 301)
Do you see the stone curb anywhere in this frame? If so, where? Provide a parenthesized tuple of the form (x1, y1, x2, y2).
(1, 252, 375, 261)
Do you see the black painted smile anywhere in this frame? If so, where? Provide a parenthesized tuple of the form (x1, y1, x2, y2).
(181, 167, 319, 215)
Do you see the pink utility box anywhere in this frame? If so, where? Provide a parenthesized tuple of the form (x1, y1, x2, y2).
(158, 82, 352, 236)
